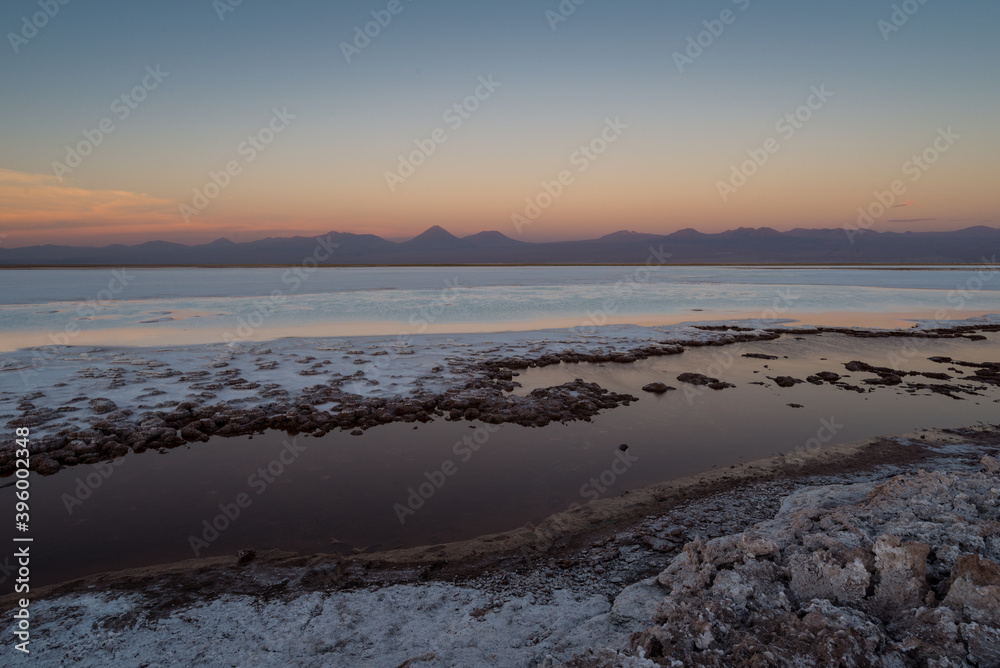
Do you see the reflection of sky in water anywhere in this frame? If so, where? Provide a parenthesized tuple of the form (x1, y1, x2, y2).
(24, 334, 1000, 585)
(1, 267, 998, 338)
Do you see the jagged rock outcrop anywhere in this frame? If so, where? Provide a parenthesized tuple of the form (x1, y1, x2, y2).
(558, 456, 1000, 667)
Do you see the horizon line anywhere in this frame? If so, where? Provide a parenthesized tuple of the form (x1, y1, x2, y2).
(3, 223, 999, 251)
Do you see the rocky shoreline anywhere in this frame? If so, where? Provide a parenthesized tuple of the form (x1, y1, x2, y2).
(4, 425, 999, 666)
(577, 451, 1000, 666)
(612, 455, 1000, 668)
(4, 321, 999, 478)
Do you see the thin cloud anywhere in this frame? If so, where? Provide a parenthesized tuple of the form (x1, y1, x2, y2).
(0, 169, 175, 230)
(888, 218, 937, 223)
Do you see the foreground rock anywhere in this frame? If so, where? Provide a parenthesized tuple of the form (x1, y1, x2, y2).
(767, 375, 801, 388)
(676, 373, 735, 390)
(560, 457, 1000, 667)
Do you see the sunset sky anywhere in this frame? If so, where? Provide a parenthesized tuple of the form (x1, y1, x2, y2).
(1, 0, 997, 247)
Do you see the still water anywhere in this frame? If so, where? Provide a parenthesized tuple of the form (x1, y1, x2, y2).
(22, 333, 1000, 585)
(1, 265, 998, 350)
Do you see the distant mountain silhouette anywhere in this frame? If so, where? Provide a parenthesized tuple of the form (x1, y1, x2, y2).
(783, 228, 847, 239)
(666, 228, 707, 240)
(717, 227, 781, 237)
(1, 226, 998, 266)
(401, 225, 471, 250)
(463, 231, 526, 246)
(599, 231, 665, 243)
(938, 225, 1000, 237)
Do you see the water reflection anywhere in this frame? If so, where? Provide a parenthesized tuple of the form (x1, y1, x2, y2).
(22, 333, 1000, 586)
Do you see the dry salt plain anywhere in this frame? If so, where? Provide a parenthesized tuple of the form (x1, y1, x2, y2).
(3, 265, 1000, 667)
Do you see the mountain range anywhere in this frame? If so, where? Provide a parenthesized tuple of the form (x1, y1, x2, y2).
(1, 225, 998, 266)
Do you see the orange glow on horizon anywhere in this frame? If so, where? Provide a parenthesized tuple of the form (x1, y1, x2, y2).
(0, 166, 996, 248)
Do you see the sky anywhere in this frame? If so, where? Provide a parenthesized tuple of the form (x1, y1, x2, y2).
(0, 0, 997, 247)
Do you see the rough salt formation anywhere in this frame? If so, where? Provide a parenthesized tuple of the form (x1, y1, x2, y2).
(675, 373, 735, 391)
(844, 358, 1000, 398)
(561, 456, 1000, 667)
(16, 586, 614, 668)
(1, 324, 782, 476)
(5, 319, 998, 477)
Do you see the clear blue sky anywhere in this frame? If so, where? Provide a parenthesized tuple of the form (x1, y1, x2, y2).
(1, 0, 997, 245)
